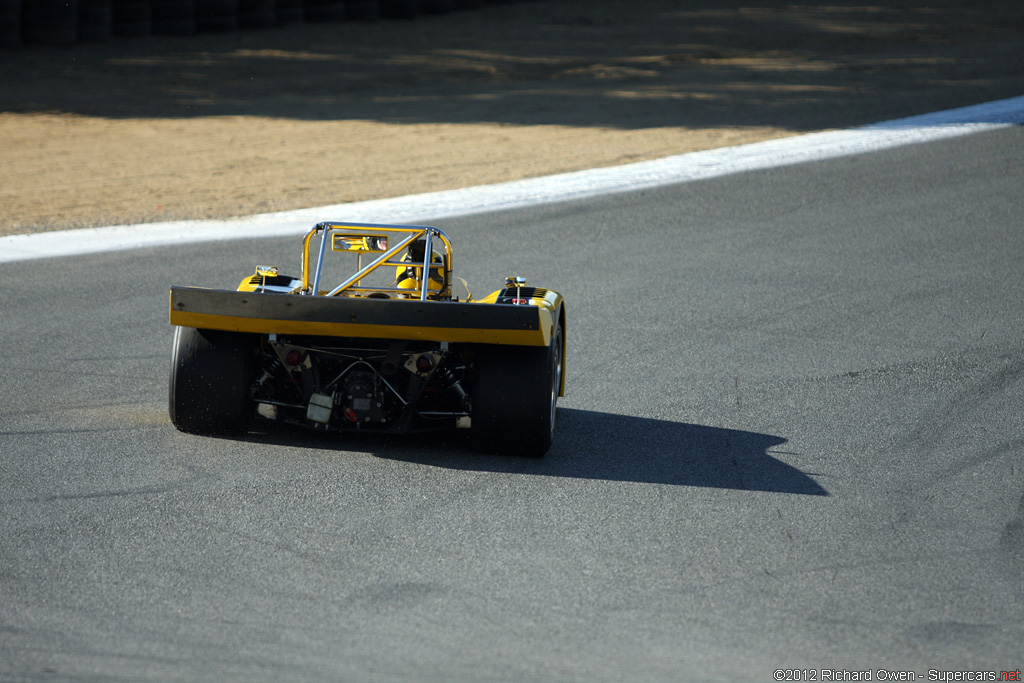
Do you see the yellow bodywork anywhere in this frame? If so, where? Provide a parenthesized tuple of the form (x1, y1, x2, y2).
(169, 286, 561, 348)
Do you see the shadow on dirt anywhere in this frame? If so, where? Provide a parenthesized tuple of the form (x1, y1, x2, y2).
(4, 0, 1023, 130)
(242, 407, 828, 495)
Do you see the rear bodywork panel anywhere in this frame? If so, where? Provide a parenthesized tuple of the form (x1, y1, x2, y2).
(170, 285, 558, 348)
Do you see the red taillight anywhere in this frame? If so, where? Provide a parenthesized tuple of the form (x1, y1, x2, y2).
(416, 355, 435, 373)
(284, 349, 303, 366)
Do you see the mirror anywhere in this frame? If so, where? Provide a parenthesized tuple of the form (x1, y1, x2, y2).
(332, 234, 389, 253)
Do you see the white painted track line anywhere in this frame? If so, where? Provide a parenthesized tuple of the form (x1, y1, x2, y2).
(2, 95, 1022, 264)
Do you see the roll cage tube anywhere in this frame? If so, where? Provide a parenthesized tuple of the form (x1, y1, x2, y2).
(299, 222, 454, 300)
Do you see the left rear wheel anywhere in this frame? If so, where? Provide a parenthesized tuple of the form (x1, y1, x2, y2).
(169, 326, 256, 435)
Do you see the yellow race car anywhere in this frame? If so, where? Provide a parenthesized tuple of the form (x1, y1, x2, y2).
(168, 222, 566, 457)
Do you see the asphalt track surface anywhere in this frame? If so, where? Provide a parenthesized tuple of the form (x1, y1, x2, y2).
(2, 126, 1023, 680)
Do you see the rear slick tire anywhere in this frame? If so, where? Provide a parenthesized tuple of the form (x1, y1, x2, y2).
(473, 321, 562, 458)
(169, 326, 256, 436)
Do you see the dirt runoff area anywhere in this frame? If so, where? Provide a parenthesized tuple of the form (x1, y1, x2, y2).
(1, 0, 1022, 237)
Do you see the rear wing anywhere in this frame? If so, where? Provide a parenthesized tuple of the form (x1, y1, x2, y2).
(169, 286, 556, 347)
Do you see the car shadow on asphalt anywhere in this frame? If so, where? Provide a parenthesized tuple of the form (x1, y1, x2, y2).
(244, 407, 828, 495)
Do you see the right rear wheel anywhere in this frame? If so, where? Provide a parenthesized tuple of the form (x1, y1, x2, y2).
(472, 323, 562, 458)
